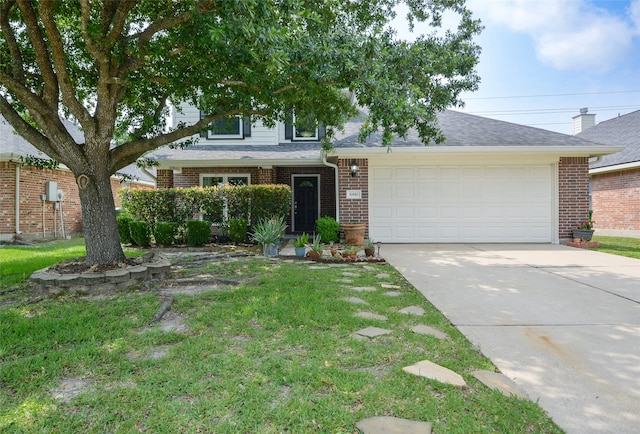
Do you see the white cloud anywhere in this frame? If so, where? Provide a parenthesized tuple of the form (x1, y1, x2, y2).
(470, 0, 638, 71)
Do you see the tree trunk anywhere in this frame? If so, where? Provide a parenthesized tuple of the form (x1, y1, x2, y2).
(77, 169, 126, 266)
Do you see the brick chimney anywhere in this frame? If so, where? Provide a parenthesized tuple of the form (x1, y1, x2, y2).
(572, 108, 596, 135)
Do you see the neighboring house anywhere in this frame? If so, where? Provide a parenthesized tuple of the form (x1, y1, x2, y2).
(0, 116, 154, 242)
(148, 105, 620, 244)
(574, 110, 640, 237)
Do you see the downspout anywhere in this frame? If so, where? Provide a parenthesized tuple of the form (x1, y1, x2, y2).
(321, 152, 340, 222)
(15, 163, 21, 236)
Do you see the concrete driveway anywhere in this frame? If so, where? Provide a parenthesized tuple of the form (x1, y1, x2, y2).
(383, 244, 640, 434)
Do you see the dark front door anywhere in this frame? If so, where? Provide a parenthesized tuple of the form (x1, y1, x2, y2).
(293, 176, 319, 232)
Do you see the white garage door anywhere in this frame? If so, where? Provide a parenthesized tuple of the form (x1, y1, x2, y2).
(369, 165, 554, 243)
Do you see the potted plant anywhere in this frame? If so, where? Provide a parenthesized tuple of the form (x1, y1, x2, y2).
(364, 238, 375, 257)
(250, 215, 287, 257)
(572, 211, 595, 241)
(308, 235, 323, 259)
(293, 232, 309, 257)
(342, 222, 366, 246)
(343, 245, 359, 260)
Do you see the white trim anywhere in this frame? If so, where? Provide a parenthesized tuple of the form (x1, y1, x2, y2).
(333, 145, 623, 158)
(553, 161, 560, 244)
(589, 160, 640, 175)
(200, 173, 251, 187)
(291, 174, 320, 232)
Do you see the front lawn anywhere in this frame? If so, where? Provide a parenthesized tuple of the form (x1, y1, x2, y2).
(0, 238, 144, 289)
(0, 255, 562, 433)
(592, 235, 640, 259)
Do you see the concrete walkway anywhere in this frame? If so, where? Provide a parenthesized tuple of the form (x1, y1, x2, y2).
(382, 244, 640, 434)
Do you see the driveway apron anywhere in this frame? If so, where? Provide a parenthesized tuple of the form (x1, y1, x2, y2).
(383, 244, 640, 434)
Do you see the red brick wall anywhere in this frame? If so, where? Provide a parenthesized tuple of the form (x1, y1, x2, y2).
(558, 157, 590, 239)
(592, 168, 640, 231)
(0, 162, 151, 239)
(157, 169, 174, 188)
(338, 158, 369, 236)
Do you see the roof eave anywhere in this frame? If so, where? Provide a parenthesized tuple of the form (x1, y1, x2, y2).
(154, 157, 324, 169)
(331, 145, 624, 158)
(590, 160, 640, 175)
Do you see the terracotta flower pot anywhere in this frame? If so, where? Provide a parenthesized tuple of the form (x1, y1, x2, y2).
(342, 223, 366, 246)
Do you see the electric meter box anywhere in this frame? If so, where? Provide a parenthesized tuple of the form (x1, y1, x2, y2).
(45, 181, 58, 201)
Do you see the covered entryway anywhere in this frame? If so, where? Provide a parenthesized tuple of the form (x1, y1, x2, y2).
(369, 159, 555, 243)
(292, 175, 319, 233)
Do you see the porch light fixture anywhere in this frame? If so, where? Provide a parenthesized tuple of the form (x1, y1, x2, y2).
(350, 160, 359, 177)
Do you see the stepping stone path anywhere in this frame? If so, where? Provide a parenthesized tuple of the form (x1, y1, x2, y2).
(354, 326, 393, 338)
(343, 296, 368, 305)
(309, 265, 330, 270)
(411, 325, 449, 340)
(335, 278, 353, 283)
(472, 370, 530, 400)
(376, 273, 391, 279)
(342, 271, 361, 277)
(384, 291, 402, 297)
(355, 311, 388, 321)
(380, 283, 401, 289)
(403, 360, 467, 389)
(352, 286, 377, 292)
(356, 416, 432, 434)
(399, 305, 425, 316)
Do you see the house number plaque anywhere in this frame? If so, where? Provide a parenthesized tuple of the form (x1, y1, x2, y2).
(346, 190, 362, 199)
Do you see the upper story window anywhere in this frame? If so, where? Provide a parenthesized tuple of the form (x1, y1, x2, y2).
(200, 112, 251, 140)
(285, 114, 326, 142)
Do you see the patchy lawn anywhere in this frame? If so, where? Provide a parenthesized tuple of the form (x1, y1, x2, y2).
(0, 253, 562, 433)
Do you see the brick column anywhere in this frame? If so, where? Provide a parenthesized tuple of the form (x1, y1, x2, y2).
(338, 158, 369, 237)
(558, 157, 589, 240)
(157, 169, 174, 189)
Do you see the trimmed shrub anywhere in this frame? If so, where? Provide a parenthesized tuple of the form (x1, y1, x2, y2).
(186, 220, 211, 246)
(129, 220, 151, 247)
(116, 214, 133, 245)
(228, 218, 248, 243)
(315, 216, 340, 243)
(154, 222, 178, 246)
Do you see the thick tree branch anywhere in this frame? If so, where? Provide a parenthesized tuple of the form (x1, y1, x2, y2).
(104, 0, 137, 49)
(16, 0, 58, 109)
(38, 0, 94, 129)
(0, 0, 25, 83)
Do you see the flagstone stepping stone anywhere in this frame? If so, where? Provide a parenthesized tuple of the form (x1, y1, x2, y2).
(343, 296, 368, 305)
(380, 283, 401, 289)
(309, 265, 330, 270)
(352, 286, 377, 292)
(399, 305, 425, 316)
(335, 278, 354, 283)
(355, 311, 388, 321)
(472, 370, 530, 400)
(411, 325, 449, 340)
(376, 273, 391, 279)
(342, 271, 361, 277)
(362, 265, 376, 271)
(354, 326, 393, 338)
(384, 291, 402, 297)
(327, 263, 349, 267)
(356, 416, 432, 434)
(403, 360, 467, 388)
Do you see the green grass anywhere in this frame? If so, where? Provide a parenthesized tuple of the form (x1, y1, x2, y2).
(592, 235, 640, 259)
(0, 238, 145, 289)
(0, 256, 563, 433)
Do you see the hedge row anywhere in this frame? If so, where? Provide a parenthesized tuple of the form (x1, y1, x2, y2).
(119, 185, 291, 228)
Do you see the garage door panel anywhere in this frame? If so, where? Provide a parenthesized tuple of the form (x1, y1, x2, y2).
(370, 164, 554, 242)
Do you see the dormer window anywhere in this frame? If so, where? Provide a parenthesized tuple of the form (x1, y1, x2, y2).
(199, 112, 251, 140)
(285, 114, 326, 142)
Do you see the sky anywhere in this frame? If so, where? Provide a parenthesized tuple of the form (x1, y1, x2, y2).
(394, 0, 640, 134)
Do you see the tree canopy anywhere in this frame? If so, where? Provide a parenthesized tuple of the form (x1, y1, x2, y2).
(0, 0, 481, 265)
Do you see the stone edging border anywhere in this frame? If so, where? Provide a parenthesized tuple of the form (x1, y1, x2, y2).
(30, 254, 171, 296)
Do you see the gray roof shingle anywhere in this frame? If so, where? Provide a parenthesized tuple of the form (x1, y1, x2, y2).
(0, 116, 154, 183)
(335, 109, 608, 148)
(576, 110, 640, 169)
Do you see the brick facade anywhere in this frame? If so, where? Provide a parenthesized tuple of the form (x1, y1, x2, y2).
(0, 161, 151, 240)
(558, 157, 590, 239)
(337, 158, 369, 237)
(591, 168, 640, 231)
